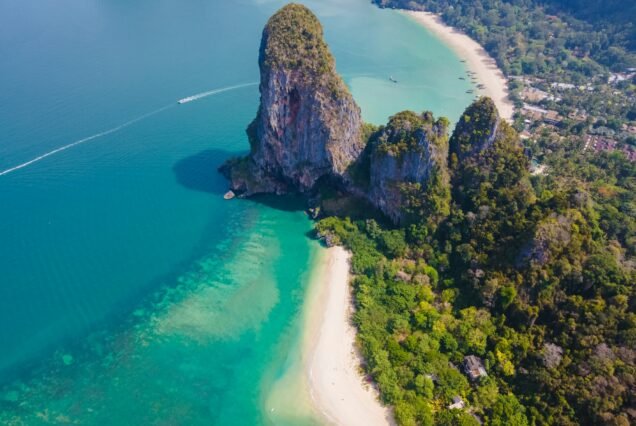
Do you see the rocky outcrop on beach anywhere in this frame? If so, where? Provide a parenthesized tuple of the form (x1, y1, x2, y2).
(221, 3, 363, 195)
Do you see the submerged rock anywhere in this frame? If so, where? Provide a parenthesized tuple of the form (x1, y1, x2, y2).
(3, 390, 19, 402)
(62, 354, 74, 366)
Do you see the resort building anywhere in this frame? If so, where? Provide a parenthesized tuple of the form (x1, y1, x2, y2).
(522, 104, 562, 126)
(463, 355, 487, 381)
(448, 396, 465, 410)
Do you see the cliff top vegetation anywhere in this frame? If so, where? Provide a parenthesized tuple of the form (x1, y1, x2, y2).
(374, 111, 450, 157)
(315, 98, 635, 426)
(261, 3, 334, 75)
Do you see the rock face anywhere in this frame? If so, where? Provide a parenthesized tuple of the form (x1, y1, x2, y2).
(219, 5, 521, 228)
(365, 111, 450, 224)
(448, 97, 533, 210)
(517, 209, 582, 267)
(449, 97, 500, 163)
(222, 4, 363, 195)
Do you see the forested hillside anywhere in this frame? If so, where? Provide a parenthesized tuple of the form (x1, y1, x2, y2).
(374, 0, 636, 155)
(375, 0, 635, 71)
(316, 99, 635, 425)
(541, 0, 636, 51)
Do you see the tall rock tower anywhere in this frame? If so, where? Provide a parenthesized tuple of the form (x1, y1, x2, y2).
(222, 4, 363, 195)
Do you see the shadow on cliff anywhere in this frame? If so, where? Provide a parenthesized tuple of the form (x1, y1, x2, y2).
(172, 149, 242, 195)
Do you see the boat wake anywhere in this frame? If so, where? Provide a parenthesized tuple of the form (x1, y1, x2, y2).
(0, 83, 258, 176)
(0, 105, 174, 177)
(0, 81, 258, 177)
(177, 82, 257, 104)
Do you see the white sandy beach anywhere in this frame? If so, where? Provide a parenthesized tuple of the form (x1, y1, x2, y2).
(306, 246, 393, 426)
(406, 11, 514, 121)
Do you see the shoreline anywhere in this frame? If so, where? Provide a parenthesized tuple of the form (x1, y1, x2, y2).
(304, 246, 393, 426)
(405, 11, 514, 121)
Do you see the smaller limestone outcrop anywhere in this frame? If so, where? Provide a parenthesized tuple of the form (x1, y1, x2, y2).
(449, 97, 500, 163)
(449, 97, 533, 211)
(219, 5, 530, 230)
(364, 111, 450, 225)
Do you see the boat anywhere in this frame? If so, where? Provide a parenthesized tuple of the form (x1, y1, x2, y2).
(177, 97, 194, 104)
(459, 77, 465, 80)
(466, 90, 474, 93)
(389, 76, 398, 83)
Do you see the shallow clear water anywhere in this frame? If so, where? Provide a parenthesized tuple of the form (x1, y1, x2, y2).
(0, 0, 473, 423)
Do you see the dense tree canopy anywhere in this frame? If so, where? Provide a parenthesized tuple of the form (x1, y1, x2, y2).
(315, 0, 635, 423)
(315, 99, 635, 425)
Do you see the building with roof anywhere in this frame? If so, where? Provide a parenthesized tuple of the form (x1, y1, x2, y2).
(448, 396, 465, 410)
(463, 355, 487, 381)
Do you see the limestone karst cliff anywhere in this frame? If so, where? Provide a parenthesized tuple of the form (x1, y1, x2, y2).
(220, 4, 520, 228)
(448, 97, 533, 213)
(449, 96, 500, 163)
(221, 3, 363, 195)
(363, 111, 450, 225)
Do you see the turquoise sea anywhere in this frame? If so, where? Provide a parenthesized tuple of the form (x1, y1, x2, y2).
(0, 0, 474, 423)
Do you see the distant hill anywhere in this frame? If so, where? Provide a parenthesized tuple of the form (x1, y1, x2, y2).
(540, 0, 636, 50)
(376, 0, 635, 58)
(543, 0, 635, 23)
